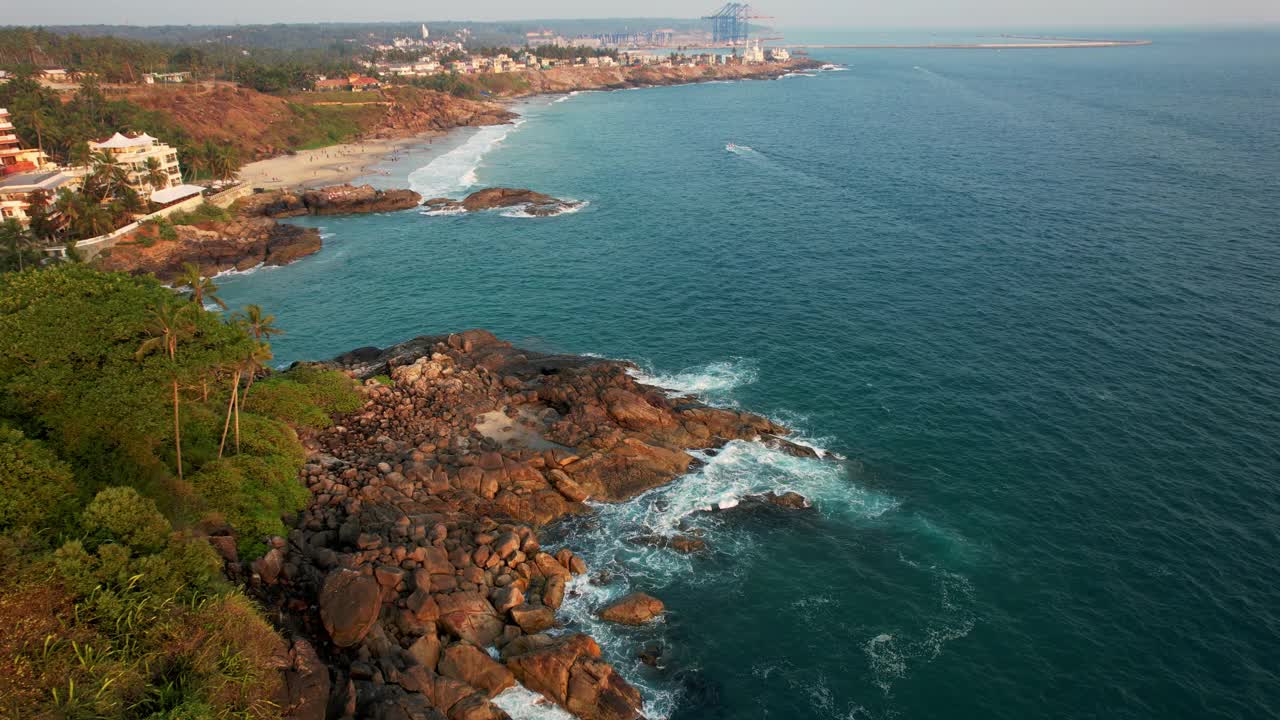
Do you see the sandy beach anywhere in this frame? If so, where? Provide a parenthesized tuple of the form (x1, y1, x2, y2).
(237, 131, 446, 190)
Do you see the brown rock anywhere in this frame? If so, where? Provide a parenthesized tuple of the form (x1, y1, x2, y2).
(509, 603, 556, 634)
(408, 630, 442, 670)
(438, 642, 517, 697)
(318, 569, 382, 647)
(542, 575, 566, 610)
(437, 591, 505, 646)
(598, 593, 665, 625)
(491, 586, 524, 614)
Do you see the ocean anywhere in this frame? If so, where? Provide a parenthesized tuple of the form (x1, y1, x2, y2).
(216, 29, 1280, 720)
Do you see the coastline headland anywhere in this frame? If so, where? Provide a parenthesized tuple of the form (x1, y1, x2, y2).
(245, 330, 820, 719)
(239, 59, 820, 191)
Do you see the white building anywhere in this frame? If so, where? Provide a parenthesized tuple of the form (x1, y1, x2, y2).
(742, 41, 766, 64)
(0, 168, 84, 229)
(88, 132, 187, 200)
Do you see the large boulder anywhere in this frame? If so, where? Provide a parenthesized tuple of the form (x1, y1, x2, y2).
(437, 592, 505, 646)
(319, 569, 383, 647)
(597, 593, 665, 625)
(505, 635, 644, 720)
(438, 642, 516, 697)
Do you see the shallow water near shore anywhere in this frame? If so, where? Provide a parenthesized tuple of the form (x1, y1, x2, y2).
(218, 30, 1280, 719)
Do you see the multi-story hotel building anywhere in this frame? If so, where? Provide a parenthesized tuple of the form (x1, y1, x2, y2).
(0, 107, 53, 177)
(88, 132, 183, 194)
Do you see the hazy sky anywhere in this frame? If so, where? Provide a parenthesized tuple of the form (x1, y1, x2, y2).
(5, 0, 1277, 28)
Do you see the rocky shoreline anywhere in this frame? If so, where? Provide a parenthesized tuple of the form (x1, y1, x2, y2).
(239, 330, 817, 720)
(95, 184, 422, 280)
(96, 216, 323, 281)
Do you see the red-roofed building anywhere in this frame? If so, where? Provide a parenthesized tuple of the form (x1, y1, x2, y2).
(315, 74, 381, 92)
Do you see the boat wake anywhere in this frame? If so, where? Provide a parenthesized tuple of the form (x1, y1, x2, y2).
(725, 143, 756, 155)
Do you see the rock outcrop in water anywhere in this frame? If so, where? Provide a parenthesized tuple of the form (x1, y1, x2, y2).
(241, 184, 423, 218)
(424, 188, 583, 217)
(244, 330, 818, 719)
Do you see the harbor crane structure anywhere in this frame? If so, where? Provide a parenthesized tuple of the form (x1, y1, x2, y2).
(702, 3, 772, 45)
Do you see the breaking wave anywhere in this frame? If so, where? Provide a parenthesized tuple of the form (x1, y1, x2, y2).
(492, 685, 574, 720)
(628, 358, 758, 402)
(408, 119, 527, 198)
(498, 200, 589, 218)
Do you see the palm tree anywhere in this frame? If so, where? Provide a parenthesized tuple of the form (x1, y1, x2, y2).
(0, 219, 36, 272)
(87, 151, 129, 203)
(220, 341, 273, 456)
(178, 262, 226, 309)
(234, 305, 282, 402)
(237, 304, 283, 343)
(218, 362, 242, 459)
(136, 302, 195, 481)
(144, 156, 169, 192)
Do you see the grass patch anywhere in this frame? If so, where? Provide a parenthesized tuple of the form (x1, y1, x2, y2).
(168, 203, 232, 226)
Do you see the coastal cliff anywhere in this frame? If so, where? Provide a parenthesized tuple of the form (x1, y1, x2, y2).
(96, 184, 422, 279)
(95, 216, 322, 281)
(246, 330, 816, 719)
(512, 59, 820, 95)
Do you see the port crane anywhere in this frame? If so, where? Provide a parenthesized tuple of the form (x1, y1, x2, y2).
(702, 3, 773, 46)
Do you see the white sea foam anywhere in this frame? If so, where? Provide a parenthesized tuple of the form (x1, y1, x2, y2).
(407, 119, 526, 198)
(628, 358, 758, 399)
(492, 685, 574, 720)
(419, 206, 467, 217)
(778, 72, 817, 79)
(212, 262, 283, 280)
(498, 200, 589, 218)
(553, 436, 897, 719)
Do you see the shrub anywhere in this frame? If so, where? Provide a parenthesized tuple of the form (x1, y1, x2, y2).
(168, 203, 231, 226)
(0, 427, 79, 535)
(81, 486, 173, 553)
(245, 364, 361, 429)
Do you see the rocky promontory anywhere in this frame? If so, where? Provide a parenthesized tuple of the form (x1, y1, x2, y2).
(424, 188, 584, 217)
(243, 330, 815, 720)
(242, 184, 423, 218)
(96, 216, 321, 281)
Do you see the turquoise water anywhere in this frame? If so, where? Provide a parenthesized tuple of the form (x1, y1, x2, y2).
(218, 30, 1280, 719)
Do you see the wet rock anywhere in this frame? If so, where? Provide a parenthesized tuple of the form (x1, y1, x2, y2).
(598, 592, 665, 626)
(505, 635, 644, 720)
(509, 603, 556, 634)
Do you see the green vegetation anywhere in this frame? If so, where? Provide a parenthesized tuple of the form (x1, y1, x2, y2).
(0, 265, 360, 717)
(246, 364, 365, 430)
(168, 203, 233, 227)
(283, 102, 381, 149)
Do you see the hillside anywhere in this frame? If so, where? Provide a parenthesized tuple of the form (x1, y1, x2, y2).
(120, 83, 513, 160)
